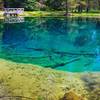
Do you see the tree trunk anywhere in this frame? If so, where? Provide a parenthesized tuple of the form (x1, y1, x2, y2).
(98, 0, 100, 10)
(65, 0, 68, 15)
(86, 0, 90, 12)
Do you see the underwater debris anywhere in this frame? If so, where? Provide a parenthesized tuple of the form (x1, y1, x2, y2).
(46, 57, 80, 68)
(84, 62, 92, 67)
(26, 47, 44, 51)
(54, 51, 97, 57)
(21, 47, 97, 58)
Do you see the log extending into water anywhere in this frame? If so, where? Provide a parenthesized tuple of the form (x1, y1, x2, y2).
(46, 57, 80, 69)
(54, 51, 97, 57)
(26, 47, 43, 51)
(26, 47, 97, 57)
(2, 46, 98, 69)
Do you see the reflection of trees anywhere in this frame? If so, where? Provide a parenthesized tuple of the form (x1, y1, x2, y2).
(67, 18, 100, 49)
(3, 23, 28, 45)
(43, 18, 68, 35)
(0, 19, 3, 54)
(0, 20, 3, 40)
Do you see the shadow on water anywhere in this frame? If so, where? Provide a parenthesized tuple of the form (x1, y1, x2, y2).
(0, 17, 100, 72)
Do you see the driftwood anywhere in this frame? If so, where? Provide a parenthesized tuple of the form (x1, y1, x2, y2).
(46, 57, 80, 69)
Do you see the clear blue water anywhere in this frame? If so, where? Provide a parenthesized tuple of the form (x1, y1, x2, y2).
(0, 17, 100, 72)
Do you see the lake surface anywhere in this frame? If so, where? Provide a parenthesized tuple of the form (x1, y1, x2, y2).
(0, 17, 100, 72)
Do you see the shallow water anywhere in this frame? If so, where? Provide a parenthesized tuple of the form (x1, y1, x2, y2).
(0, 58, 99, 100)
(0, 17, 100, 72)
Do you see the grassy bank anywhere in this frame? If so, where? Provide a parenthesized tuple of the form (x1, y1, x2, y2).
(0, 58, 99, 100)
(0, 11, 100, 18)
(0, 11, 3, 19)
(23, 11, 100, 18)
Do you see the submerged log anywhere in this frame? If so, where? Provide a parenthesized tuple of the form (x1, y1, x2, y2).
(46, 57, 80, 68)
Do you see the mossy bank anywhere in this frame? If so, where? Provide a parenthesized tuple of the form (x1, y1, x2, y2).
(0, 11, 100, 18)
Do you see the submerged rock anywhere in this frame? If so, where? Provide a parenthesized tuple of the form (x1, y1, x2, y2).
(61, 90, 85, 100)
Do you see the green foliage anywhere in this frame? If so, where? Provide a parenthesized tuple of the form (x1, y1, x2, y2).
(3, 0, 100, 12)
(4, 0, 36, 10)
(22, 0, 36, 11)
(45, 0, 63, 10)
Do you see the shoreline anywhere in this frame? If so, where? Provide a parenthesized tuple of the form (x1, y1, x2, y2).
(0, 11, 100, 19)
(0, 58, 99, 100)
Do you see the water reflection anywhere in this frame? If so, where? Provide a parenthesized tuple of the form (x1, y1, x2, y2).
(0, 17, 100, 72)
(4, 17, 24, 23)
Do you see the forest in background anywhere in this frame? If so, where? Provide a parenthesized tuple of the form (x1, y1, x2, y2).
(3, 0, 100, 13)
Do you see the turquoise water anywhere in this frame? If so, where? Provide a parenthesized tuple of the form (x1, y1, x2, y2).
(0, 17, 100, 72)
